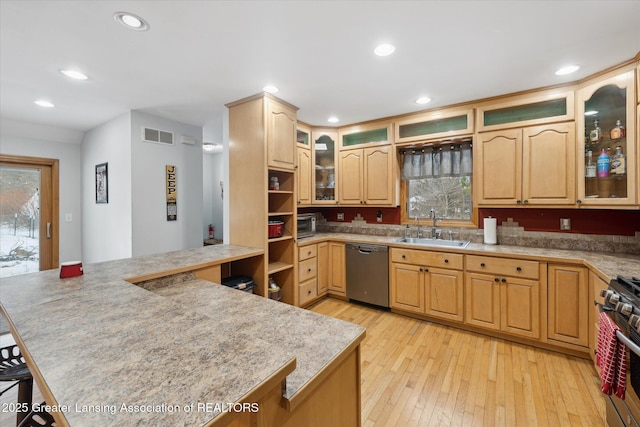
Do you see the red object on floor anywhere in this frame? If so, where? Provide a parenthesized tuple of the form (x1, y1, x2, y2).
(597, 311, 627, 399)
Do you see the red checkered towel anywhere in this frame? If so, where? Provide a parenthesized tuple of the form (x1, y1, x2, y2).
(597, 311, 626, 399)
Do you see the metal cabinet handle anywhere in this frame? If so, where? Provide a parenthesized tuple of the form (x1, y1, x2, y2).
(419, 267, 423, 272)
(402, 254, 406, 259)
(308, 268, 312, 272)
(46, 222, 51, 239)
(424, 267, 429, 272)
(494, 277, 499, 282)
(516, 267, 522, 272)
(480, 262, 486, 267)
(444, 259, 449, 264)
(524, 200, 529, 204)
(501, 278, 506, 283)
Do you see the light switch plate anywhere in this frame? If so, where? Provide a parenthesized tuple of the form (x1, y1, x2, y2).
(65, 213, 72, 222)
(560, 218, 571, 230)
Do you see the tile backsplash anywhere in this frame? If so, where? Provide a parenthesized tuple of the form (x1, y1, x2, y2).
(317, 215, 640, 255)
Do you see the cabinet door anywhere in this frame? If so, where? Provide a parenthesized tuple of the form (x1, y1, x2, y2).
(317, 242, 329, 295)
(312, 130, 338, 204)
(548, 264, 588, 347)
(266, 99, 296, 170)
(297, 148, 312, 205)
(522, 123, 576, 205)
(476, 129, 522, 205)
(390, 263, 425, 314)
(500, 276, 540, 339)
(364, 145, 394, 205)
(465, 273, 500, 330)
(339, 150, 364, 204)
(328, 242, 346, 295)
(425, 267, 463, 322)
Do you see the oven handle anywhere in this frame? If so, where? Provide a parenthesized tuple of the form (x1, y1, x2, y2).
(617, 330, 640, 357)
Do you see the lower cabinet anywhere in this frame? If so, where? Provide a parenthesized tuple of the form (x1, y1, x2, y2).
(328, 242, 346, 295)
(465, 256, 542, 340)
(590, 271, 609, 365)
(390, 248, 464, 322)
(547, 264, 589, 348)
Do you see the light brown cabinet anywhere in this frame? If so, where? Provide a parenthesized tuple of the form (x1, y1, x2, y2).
(476, 122, 576, 206)
(317, 241, 329, 295)
(338, 145, 394, 205)
(576, 68, 637, 206)
(465, 256, 542, 340)
(548, 264, 589, 348)
(390, 248, 464, 322)
(312, 130, 338, 204)
(297, 147, 312, 205)
(328, 242, 346, 295)
(266, 97, 297, 171)
(297, 243, 319, 306)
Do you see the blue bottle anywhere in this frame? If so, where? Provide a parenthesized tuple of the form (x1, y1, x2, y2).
(597, 149, 610, 178)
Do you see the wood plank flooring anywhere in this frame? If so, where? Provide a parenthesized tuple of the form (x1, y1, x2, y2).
(1, 299, 606, 426)
(309, 298, 606, 427)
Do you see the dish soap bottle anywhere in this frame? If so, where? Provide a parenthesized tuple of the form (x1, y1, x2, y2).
(611, 146, 626, 175)
(597, 148, 610, 177)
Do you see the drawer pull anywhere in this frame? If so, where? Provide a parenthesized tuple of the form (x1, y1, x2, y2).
(402, 254, 407, 259)
(308, 290, 312, 295)
(424, 267, 429, 272)
(308, 251, 312, 256)
(419, 267, 423, 272)
(480, 263, 486, 268)
(444, 259, 449, 264)
(494, 277, 499, 282)
(516, 267, 522, 272)
(308, 268, 312, 272)
(501, 278, 506, 283)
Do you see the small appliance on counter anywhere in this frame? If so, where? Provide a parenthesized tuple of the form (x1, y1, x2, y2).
(297, 213, 317, 238)
(59, 261, 83, 278)
(221, 275, 255, 294)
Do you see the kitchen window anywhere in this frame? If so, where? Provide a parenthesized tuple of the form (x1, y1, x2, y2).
(400, 139, 474, 225)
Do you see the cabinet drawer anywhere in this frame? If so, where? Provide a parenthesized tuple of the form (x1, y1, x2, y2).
(391, 248, 463, 270)
(299, 257, 317, 282)
(298, 244, 317, 261)
(299, 278, 318, 306)
(466, 255, 539, 279)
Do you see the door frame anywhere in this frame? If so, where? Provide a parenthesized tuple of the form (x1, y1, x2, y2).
(0, 154, 59, 270)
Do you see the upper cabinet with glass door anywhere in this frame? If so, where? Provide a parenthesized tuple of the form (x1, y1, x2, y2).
(312, 130, 338, 204)
(577, 68, 636, 206)
(339, 121, 392, 150)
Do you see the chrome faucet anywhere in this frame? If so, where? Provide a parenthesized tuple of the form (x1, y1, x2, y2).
(430, 209, 441, 239)
(414, 216, 423, 238)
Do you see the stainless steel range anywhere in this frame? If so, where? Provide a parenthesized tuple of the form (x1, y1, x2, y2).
(600, 276, 640, 427)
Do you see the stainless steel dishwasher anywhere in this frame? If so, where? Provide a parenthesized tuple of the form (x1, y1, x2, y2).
(346, 242, 389, 308)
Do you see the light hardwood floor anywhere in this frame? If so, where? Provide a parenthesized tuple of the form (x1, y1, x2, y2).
(309, 298, 605, 427)
(1, 299, 605, 427)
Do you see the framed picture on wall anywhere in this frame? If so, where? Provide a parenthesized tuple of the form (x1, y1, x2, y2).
(95, 162, 108, 204)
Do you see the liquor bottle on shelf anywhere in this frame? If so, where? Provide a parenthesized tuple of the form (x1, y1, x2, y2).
(589, 119, 602, 144)
(597, 148, 610, 177)
(610, 120, 626, 140)
(611, 146, 626, 175)
(585, 150, 597, 178)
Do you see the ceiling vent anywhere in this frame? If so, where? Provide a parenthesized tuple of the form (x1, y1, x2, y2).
(142, 127, 174, 145)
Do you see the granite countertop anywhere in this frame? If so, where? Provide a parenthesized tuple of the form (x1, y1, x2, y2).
(0, 244, 365, 426)
(298, 232, 640, 279)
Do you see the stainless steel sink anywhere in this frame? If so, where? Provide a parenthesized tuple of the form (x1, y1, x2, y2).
(395, 237, 470, 248)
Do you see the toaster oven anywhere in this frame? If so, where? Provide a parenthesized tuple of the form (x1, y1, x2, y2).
(297, 214, 316, 238)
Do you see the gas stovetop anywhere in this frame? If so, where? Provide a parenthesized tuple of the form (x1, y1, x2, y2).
(610, 276, 640, 304)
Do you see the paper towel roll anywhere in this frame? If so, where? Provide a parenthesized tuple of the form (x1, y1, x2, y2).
(484, 217, 497, 245)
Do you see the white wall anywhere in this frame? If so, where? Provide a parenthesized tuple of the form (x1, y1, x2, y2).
(203, 152, 224, 240)
(130, 111, 203, 257)
(0, 118, 83, 263)
(81, 113, 133, 263)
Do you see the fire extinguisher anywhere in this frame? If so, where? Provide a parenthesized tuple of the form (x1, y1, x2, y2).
(208, 224, 214, 239)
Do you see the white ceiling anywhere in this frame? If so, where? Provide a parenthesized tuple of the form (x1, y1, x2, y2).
(1, 1, 639, 142)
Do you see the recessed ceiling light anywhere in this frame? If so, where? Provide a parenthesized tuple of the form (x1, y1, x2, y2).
(327, 117, 339, 124)
(374, 43, 395, 57)
(114, 12, 150, 31)
(34, 100, 55, 108)
(585, 110, 599, 116)
(263, 85, 279, 94)
(60, 69, 88, 80)
(415, 96, 431, 105)
(555, 65, 580, 76)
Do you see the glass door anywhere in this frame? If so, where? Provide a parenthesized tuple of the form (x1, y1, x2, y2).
(312, 130, 338, 204)
(577, 70, 636, 206)
(0, 156, 57, 277)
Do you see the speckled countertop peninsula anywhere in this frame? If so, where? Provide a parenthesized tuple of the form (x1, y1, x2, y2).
(0, 244, 365, 427)
(300, 232, 640, 279)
